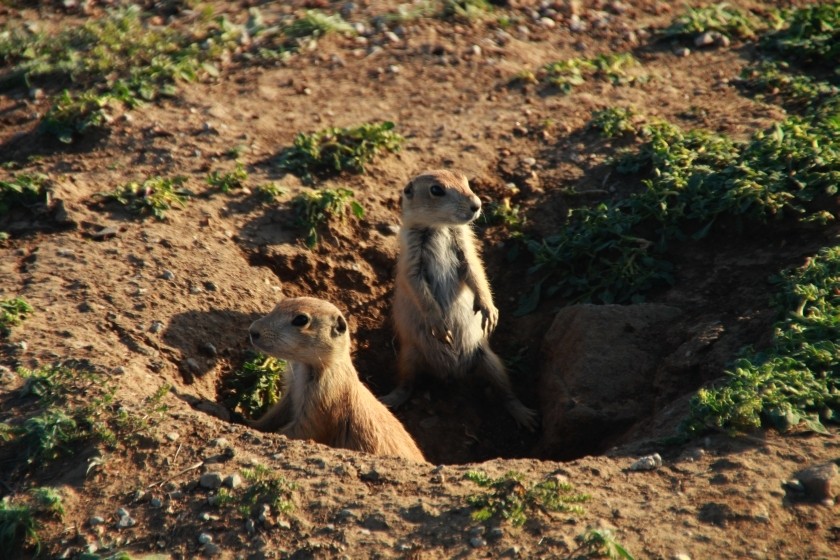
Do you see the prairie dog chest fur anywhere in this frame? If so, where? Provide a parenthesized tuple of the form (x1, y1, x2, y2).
(405, 226, 466, 311)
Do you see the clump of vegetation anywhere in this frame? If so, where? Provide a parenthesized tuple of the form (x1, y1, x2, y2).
(234, 464, 295, 517)
(570, 528, 636, 560)
(0, 498, 39, 555)
(223, 354, 286, 419)
(257, 182, 286, 202)
(684, 246, 840, 435)
(38, 90, 113, 143)
(0, 298, 32, 337)
(1, 362, 170, 467)
(284, 10, 355, 39)
(587, 107, 640, 138)
(101, 176, 189, 220)
(739, 61, 838, 110)
(519, 106, 840, 312)
(275, 122, 404, 182)
(465, 471, 588, 527)
(479, 198, 525, 232)
(661, 2, 761, 40)
(759, 3, 840, 73)
(0, 174, 49, 215)
(541, 53, 639, 94)
(292, 188, 364, 247)
(207, 162, 248, 194)
(440, 0, 493, 21)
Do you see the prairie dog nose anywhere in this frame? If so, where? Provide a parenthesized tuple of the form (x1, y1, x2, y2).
(469, 196, 481, 213)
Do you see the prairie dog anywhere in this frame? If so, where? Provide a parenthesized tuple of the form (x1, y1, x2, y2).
(381, 170, 538, 431)
(248, 297, 426, 462)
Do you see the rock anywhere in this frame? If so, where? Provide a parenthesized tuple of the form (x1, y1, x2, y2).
(673, 554, 691, 560)
(160, 269, 175, 280)
(489, 527, 504, 539)
(116, 515, 136, 528)
(200, 472, 223, 490)
(150, 497, 163, 508)
(90, 226, 119, 241)
(149, 321, 164, 334)
(245, 519, 256, 534)
(795, 462, 839, 501)
(224, 473, 242, 489)
(204, 543, 221, 556)
(630, 453, 663, 471)
(166, 432, 179, 442)
(210, 437, 229, 448)
(362, 513, 389, 531)
(537, 304, 682, 459)
(198, 533, 213, 544)
(694, 32, 716, 47)
(116, 507, 130, 518)
(469, 537, 487, 548)
(674, 47, 691, 57)
(203, 281, 218, 291)
(89, 516, 105, 527)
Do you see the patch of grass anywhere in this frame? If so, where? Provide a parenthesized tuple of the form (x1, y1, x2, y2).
(257, 182, 286, 202)
(239, 464, 295, 517)
(759, 3, 840, 73)
(440, 0, 493, 21)
(207, 162, 248, 194)
(39, 89, 113, 143)
(0, 498, 38, 555)
(479, 198, 525, 232)
(284, 10, 355, 40)
(0, 173, 49, 215)
(569, 528, 635, 559)
(541, 53, 639, 94)
(465, 471, 588, 527)
(29, 487, 64, 519)
(0, 297, 32, 337)
(588, 107, 640, 138)
(223, 354, 287, 420)
(519, 106, 840, 312)
(3, 362, 170, 467)
(684, 246, 840, 435)
(101, 176, 189, 220)
(739, 60, 838, 111)
(292, 188, 364, 247)
(661, 2, 761, 40)
(275, 121, 404, 182)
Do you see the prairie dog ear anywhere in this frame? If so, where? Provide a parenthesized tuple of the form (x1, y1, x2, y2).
(403, 180, 414, 199)
(332, 314, 348, 337)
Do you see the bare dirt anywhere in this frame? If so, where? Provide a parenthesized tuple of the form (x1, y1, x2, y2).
(1, 1, 839, 559)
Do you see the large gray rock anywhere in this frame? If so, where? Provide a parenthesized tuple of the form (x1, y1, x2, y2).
(537, 303, 682, 459)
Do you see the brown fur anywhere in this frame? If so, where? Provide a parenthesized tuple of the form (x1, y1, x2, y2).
(381, 170, 538, 431)
(249, 297, 426, 462)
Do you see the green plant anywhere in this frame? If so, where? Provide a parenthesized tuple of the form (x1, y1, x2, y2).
(276, 122, 404, 182)
(292, 188, 364, 247)
(223, 354, 286, 419)
(0, 174, 48, 215)
(684, 246, 840, 435)
(29, 487, 64, 518)
(0, 297, 32, 337)
(0, 498, 38, 555)
(39, 89, 112, 143)
(239, 464, 295, 516)
(588, 107, 640, 138)
(519, 105, 840, 312)
(541, 53, 638, 94)
(759, 3, 840, 73)
(257, 182, 286, 202)
(465, 471, 588, 527)
(661, 2, 761, 40)
(284, 10, 355, 39)
(207, 162, 248, 193)
(441, 0, 493, 21)
(102, 176, 189, 220)
(479, 198, 525, 231)
(739, 61, 838, 111)
(568, 528, 635, 559)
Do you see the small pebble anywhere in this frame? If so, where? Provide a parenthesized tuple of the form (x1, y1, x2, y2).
(149, 321, 164, 334)
(166, 432, 179, 442)
(469, 537, 487, 548)
(673, 554, 691, 560)
(204, 543, 221, 556)
(200, 342, 218, 357)
(116, 507, 130, 518)
(630, 453, 663, 471)
(200, 472, 223, 490)
(674, 47, 691, 57)
(245, 519, 256, 534)
(198, 533, 213, 545)
(203, 281, 218, 291)
(489, 527, 504, 539)
(161, 269, 175, 280)
(150, 498, 163, 508)
(224, 473, 242, 489)
(89, 516, 105, 527)
(117, 515, 136, 528)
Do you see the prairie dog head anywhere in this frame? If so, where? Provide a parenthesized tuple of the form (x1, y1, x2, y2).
(401, 170, 482, 227)
(249, 297, 349, 365)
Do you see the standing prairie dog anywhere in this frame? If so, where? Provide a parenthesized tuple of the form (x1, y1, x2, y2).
(248, 297, 426, 462)
(381, 170, 538, 431)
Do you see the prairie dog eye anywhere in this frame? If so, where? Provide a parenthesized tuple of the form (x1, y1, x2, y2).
(429, 184, 445, 197)
(291, 314, 310, 327)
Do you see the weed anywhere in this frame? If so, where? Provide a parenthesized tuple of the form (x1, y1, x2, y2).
(0, 498, 38, 555)
(39, 90, 112, 143)
(292, 188, 364, 247)
(223, 354, 286, 419)
(0, 174, 48, 215)
(739, 61, 838, 111)
(284, 10, 355, 40)
(541, 53, 638, 94)
(759, 3, 840, 73)
(102, 176, 189, 220)
(479, 198, 525, 231)
(569, 528, 635, 559)
(275, 122, 404, 182)
(661, 3, 761, 40)
(207, 162, 248, 194)
(519, 106, 840, 311)
(29, 487, 64, 518)
(0, 297, 32, 337)
(684, 246, 840, 435)
(441, 0, 493, 21)
(257, 182, 286, 202)
(239, 464, 295, 517)
(588, 107, 640, 138)
(465, 471, 588, 527)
